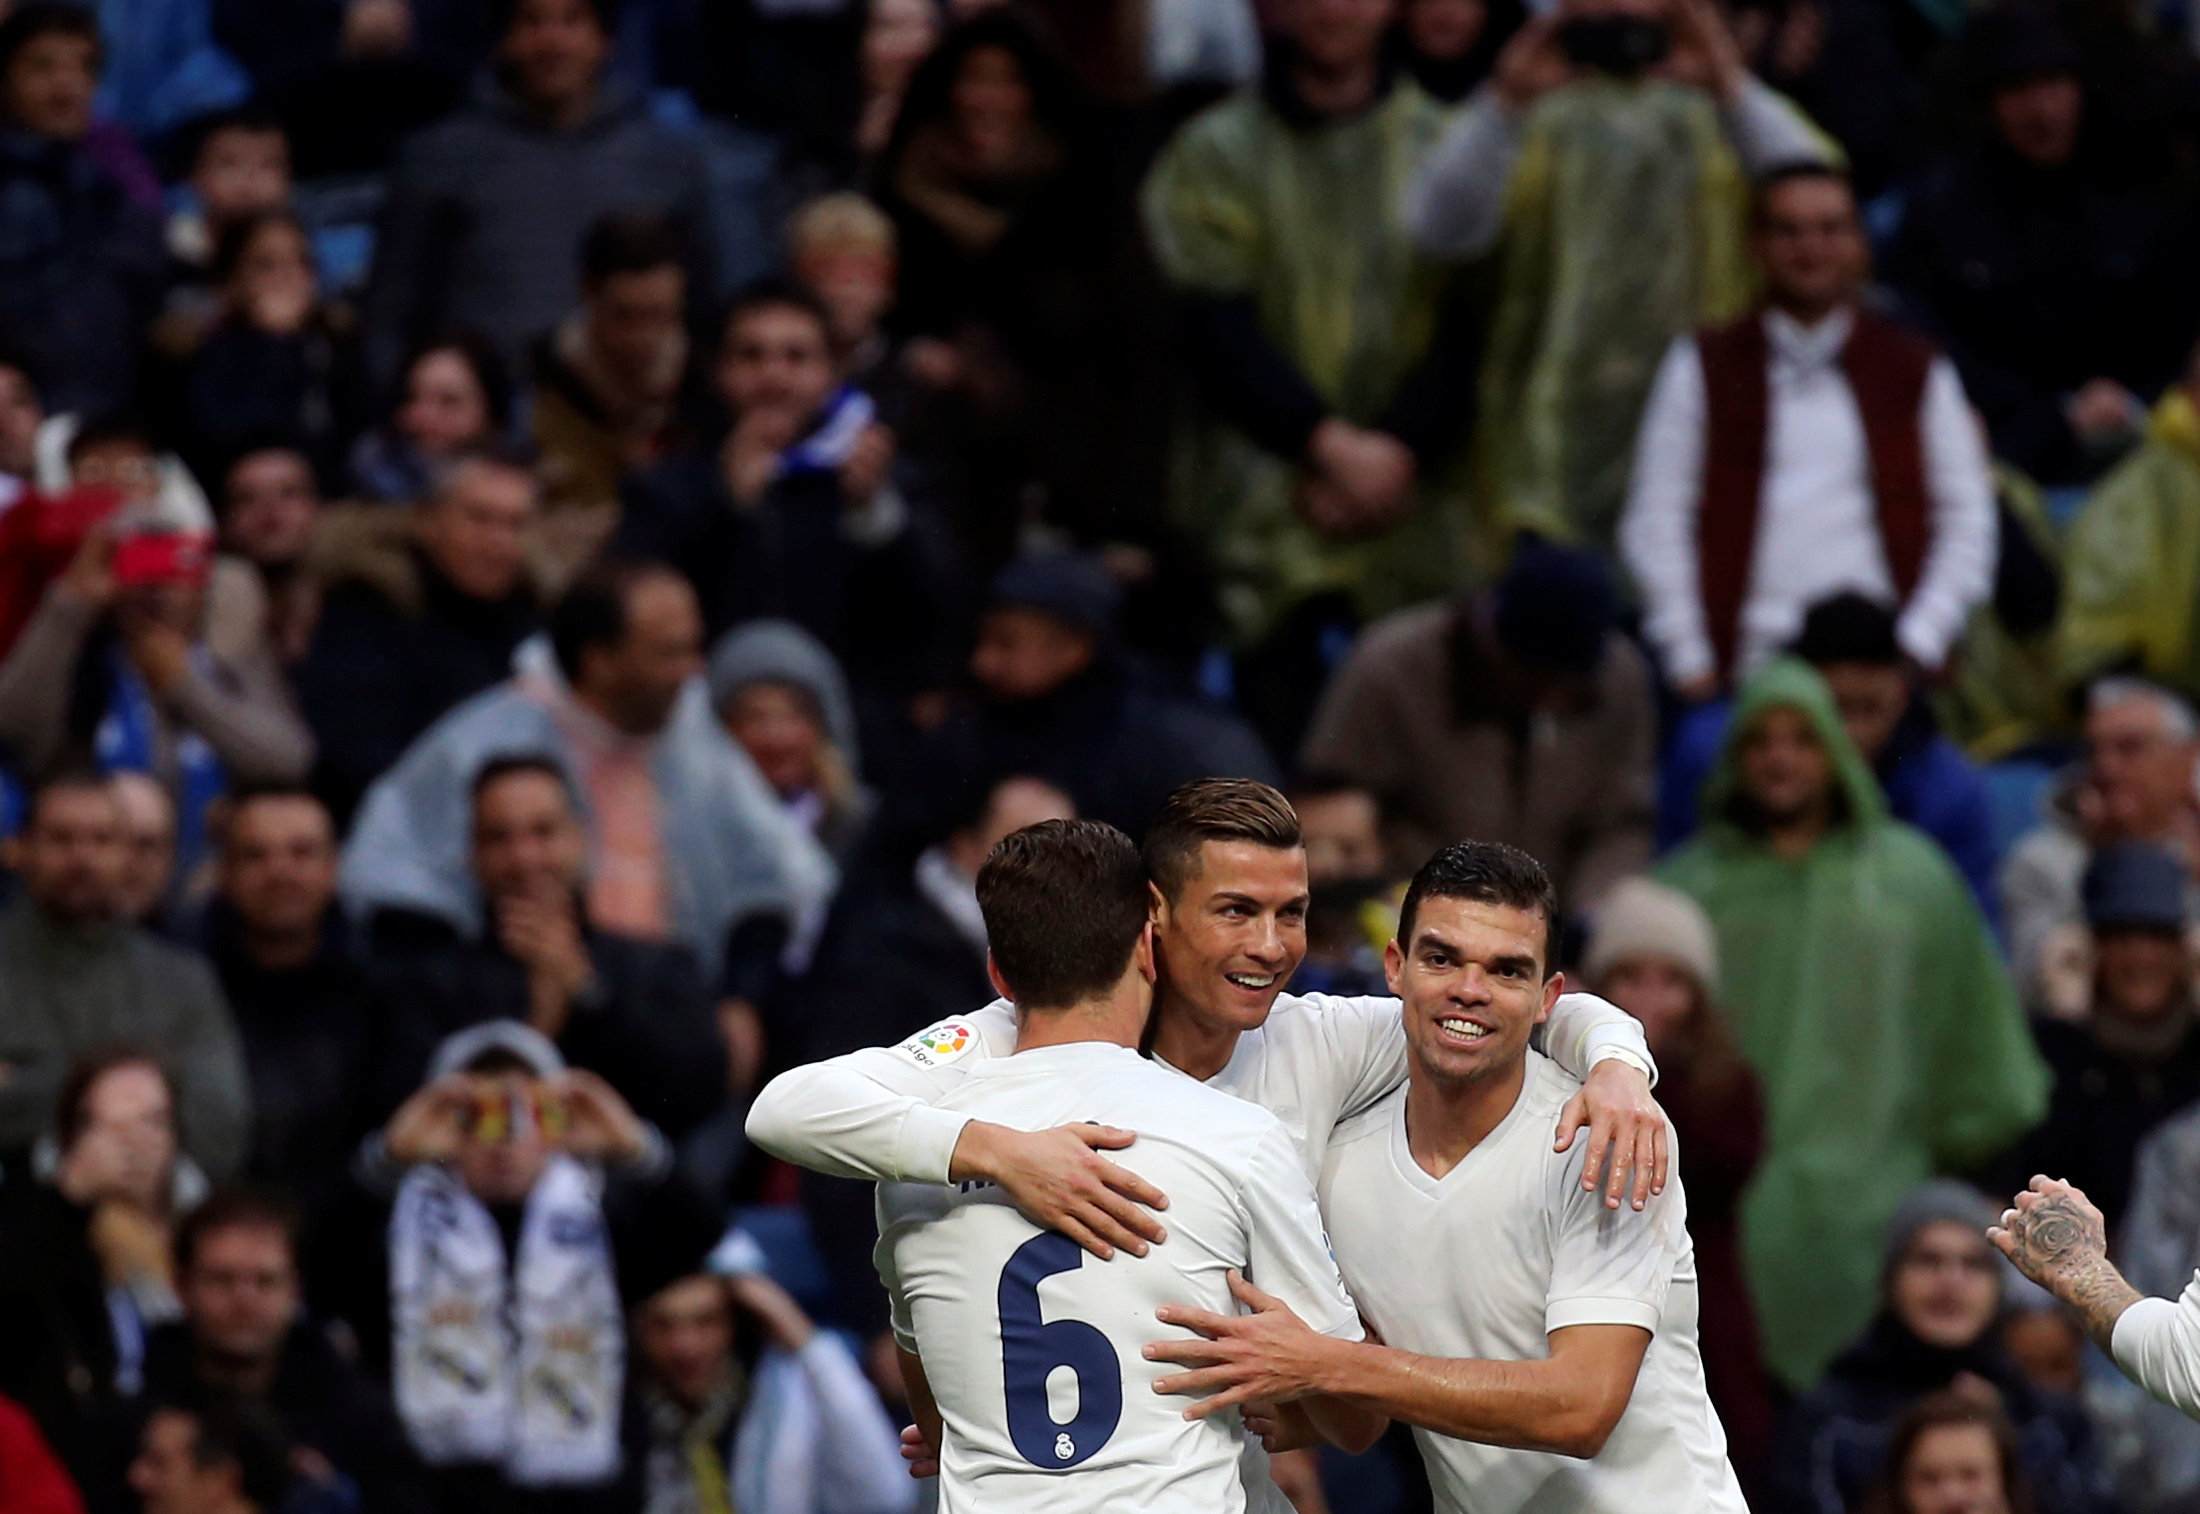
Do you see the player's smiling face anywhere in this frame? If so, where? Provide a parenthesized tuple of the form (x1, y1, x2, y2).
(1386, 896, 1557, 1087)
(1152, 840, 1309, 1034)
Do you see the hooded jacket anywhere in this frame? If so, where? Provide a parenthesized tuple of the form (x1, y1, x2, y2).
(1658, 657, 2047, 1390)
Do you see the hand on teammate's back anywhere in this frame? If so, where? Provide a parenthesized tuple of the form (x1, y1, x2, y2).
(949, 1121, 1171, 1259)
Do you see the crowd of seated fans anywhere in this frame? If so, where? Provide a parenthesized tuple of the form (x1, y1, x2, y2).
(0, 0, 2198, 1508)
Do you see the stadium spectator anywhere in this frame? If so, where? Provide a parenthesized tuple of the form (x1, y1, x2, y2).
(107, 771, 180, 929)
(1300, 539, 1654, 914)
(160, 109, 289, 308)
(1886, 2, 2186, 486)
(530, 214, 697, 552)
(213, 445, 320, 665)
(630, 1247, 911, 1514)
(615, 280, 962, 696)
(0, 354, 42, 504)
(1582, 877, 1773, 1480)
(2057, 336, 2200, 702)
(1769, 1181, 2107, 1514)
(1660, 594, 2002, 919)
(296, 452, 544, 823)
(0, 483, 314, 870)
(1858, 1391, 2042, 1514)
(1142, 0, 1472, 754)
(707, 620, 876, 866)
(879, 10, 1159, 563)
(1395, 0, 1526, 102)
(2001, 679, 2200, 1013)
(1620, 165, 1996, 698)
(111, 1190, 430, 1514)
(1284, 775, 1391, 998)
(907, 551, 1275, 836)
(0, 776, 249, 1174)
(785, 194, 900, 393)
(0, 1051, 197, 1480)
(164, 210, 362, 487)
(337, 1022, 718, 1505)
(1992, 843, 2200, 1232)
(1409, 0, 1830, 552)
(358, 0, 716, 396)
(852, 0, 937, 164)
(337, 561, 834, 986)
(125, 1402, 294, 1514)
(374, 755, 729, 1142)
(203, 787, 384, 1217)
(1658, 657, 2046, 1391)
(0, 3, 165, 420)
(347, 334, 514, 504)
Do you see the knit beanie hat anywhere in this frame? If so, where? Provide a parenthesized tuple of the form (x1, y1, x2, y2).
(1582, 877, 1721, 997)
(1880, 1179, 2002, 1279)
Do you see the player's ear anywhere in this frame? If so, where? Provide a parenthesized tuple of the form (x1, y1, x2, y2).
(1147, 878, 1168, 925)
(1382, 936, 1404, 996)
(1134, 920, 1158, 986)
(986, 952, 1014, 1005)
(1537, 969, 1564, 1024)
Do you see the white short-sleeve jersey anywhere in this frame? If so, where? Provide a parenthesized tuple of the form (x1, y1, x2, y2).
(1318, 1053, 1748, 1514)
(875, 1042, 1363, 1514)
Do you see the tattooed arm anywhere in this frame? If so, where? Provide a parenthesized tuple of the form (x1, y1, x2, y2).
(1988, 1176, 2143, 1351)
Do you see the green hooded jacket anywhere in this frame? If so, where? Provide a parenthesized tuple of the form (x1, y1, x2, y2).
(1658, 658, 2048, 1390)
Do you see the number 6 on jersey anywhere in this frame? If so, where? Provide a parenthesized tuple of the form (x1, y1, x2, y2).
(998, 1233, 1123, 1468)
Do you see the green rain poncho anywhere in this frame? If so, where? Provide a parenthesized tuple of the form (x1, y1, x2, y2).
(1658, 658, 2048, 1390)
(1477, 78, 1756, 552)
(2059, 390, 2200, 702)
(1142, 80, 1487, 646)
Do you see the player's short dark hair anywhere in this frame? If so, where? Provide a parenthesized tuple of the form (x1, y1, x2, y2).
(1749, 161, 1856, 227)
(1397, 841, 1558, 973)
(581, 212, 687, 286)
(978, 818, 1149, 1010)
(174, 1185, 299, 1277)
(1143, 778, 1301, 902)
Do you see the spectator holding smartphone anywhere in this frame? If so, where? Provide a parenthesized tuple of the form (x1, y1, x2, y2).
(0, 420, 311, 882)
(330, 1021, 718, 1512)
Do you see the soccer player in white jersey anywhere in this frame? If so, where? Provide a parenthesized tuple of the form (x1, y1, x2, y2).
(1142, 840, 1749, 1514)
(750, 780, 1667, 1505)
(877, 818, 1382, 1511)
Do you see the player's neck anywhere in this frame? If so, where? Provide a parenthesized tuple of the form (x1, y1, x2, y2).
(1402, 1056, 1528, 1180)
(1148, 1005, 1239, 1083)
(1014, 980, 1151, 1054)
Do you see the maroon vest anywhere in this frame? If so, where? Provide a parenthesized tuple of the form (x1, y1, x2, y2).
(1695, 308, 1938, 679)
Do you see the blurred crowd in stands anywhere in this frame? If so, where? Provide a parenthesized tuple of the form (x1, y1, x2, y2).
(0, 0, 2198, 1508)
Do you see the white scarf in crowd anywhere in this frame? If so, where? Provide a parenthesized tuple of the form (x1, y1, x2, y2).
(389, 1155, 625, 1485)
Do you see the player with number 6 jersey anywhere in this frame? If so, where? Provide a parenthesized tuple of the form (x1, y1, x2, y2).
(877, 816, 1375, 1512)
(877, 1048, 1363, 1510)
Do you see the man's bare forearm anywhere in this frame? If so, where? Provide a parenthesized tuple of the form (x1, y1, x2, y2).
(1300, 1336, 1618, 1457)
